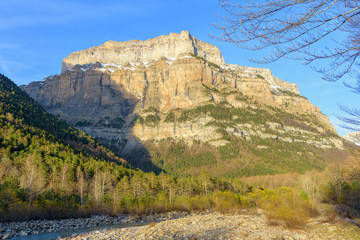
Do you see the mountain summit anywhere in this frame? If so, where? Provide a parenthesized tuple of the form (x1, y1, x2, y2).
(61, 31, 225, 72)
(22, 31, 345, 176)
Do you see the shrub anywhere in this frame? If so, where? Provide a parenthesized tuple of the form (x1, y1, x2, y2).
(135, 115, 144, 125)
(235, 95, 246, 101)
(270, 88, 306, 99)
(75, 120, 93, 127)
(164, 112, 175, 123)
(249, 188, 319, 228)
(320, 180, 360, 209)
(213, 191, 240, 213)
(255, 74, 265, 79)
(144, 106, 159, 113)
(189, 195, 211, 211)
(145, 114, 160, 127)
(239, 195, 253, 208)
(174, 196, 192, 212)
(109, 117, 125, 129)
(319, 158, 360, 211)
(190, 54, 220, 69)
(207, 62, 220, 69)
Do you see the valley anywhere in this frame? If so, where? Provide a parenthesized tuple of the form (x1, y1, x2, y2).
(1, 31, 360, 239)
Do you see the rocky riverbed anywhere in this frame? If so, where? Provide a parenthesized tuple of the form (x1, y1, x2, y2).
(1, 209, 359, 239)
(63, 210, 360, 240)
(0, 212, 188, 239)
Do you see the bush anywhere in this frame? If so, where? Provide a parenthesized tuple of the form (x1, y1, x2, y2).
(164, 112, 175, 123)
(189, 195, 211, 211)
(145, 114, 161, 126)
(318, 158, 360, 211)
(174, 196, 192, 212)
(75, 120, 93, 127)
(144, 106, 159, 113)
(249, 188, 319, 228)
(320, 180, 360, 209)
(255, 74, 265, 79)
(213, 191, 240, 213)
(135, 115, 144, 125)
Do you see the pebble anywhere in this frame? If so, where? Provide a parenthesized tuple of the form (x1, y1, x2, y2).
(1, 210, 358, 239)
(0, 211, 188, 239)
(62, 211, 359, 240)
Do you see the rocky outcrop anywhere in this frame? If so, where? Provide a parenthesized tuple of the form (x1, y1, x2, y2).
(22, 31, 343, 169)
(61, 31, 225, 73)
(343, 131, 360, 146)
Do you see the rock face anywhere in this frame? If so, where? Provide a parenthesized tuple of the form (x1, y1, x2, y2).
(343, 131, 360, 146)
(61, 31, 225, 73)
(22, 31, 345, 173)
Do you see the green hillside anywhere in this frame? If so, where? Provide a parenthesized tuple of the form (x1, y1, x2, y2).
(0, 74, 257, 222)
(0, 74, 136, 221)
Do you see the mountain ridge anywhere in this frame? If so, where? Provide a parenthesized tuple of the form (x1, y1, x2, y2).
(22, 31, 346, 176)
(61, 30, 225, 73)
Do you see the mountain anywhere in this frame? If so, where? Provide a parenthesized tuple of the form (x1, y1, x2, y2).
(22, 31, 347, 177)
(343, 131, 360, 146)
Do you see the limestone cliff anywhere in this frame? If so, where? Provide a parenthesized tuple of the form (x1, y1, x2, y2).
(22, 31, 346, 174)
(61, 31, 225, 73)
(343, 131, 360, 146)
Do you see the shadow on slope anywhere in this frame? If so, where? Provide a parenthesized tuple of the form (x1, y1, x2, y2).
(24, 69, 164, 174)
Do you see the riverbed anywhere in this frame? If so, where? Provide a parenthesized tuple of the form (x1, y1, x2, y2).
(0, 212, 188, 239)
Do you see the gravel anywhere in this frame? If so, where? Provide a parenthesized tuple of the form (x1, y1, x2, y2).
(0, 211, 188, 239)
(1, 209, 358, 239)
(62, 210, 356, 240)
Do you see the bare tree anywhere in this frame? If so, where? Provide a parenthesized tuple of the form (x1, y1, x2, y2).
(167, 176, 176, 204)
(0, 163, 6, 184)
(118, 176, 130, 196)
(299, 171, 321, 201)
(337, 104, 360, 131)
(92, 168, 102, 207)
(48, 165, 58, 190)
(92, 168, 112, 207)
(76, 167, 87, 206)
(60, 164, 69, 192)
(20, 154, 45, 217)
(215, 0, 360, 129)
(199, 169, 212, 197)
(130, 173, 143, 197)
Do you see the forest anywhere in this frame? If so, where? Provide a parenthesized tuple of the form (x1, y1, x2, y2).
(0, 74, 360, 228)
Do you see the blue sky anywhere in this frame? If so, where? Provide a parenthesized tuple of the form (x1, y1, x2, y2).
(0, 0, 358, 136)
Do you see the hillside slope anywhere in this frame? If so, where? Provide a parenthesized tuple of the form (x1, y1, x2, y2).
(22, 31, 347, 176)
(0, 74, 137, 221)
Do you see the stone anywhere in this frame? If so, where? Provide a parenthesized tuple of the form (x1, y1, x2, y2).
(2, 233, 10, 239)
(343, 130, 360, 146)
(61, 31, 225, 73)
